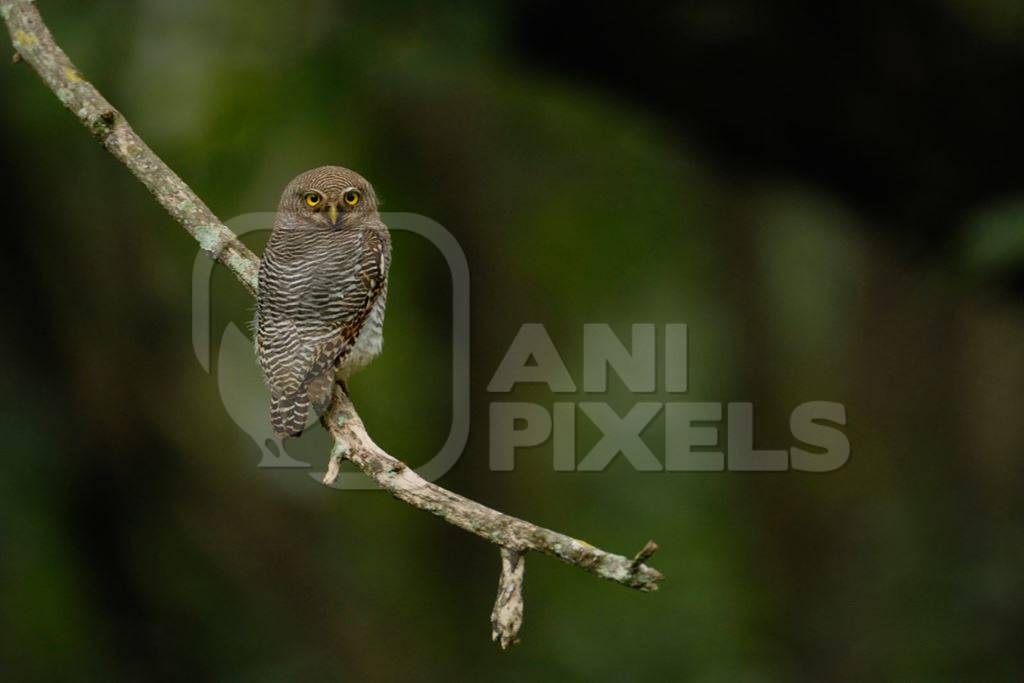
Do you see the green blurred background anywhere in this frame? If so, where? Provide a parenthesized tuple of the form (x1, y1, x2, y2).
(2, 1, 1023, 680)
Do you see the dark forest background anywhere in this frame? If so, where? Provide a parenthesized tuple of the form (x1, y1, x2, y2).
(1, 1, 1023, 680)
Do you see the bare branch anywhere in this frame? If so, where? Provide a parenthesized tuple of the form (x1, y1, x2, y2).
(1, 0, 258, 295)
(323, 383, 663, 592)
(3, 0, 663, 645)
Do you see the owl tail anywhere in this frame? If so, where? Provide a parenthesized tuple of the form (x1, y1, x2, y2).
(270, 390, 310, 438)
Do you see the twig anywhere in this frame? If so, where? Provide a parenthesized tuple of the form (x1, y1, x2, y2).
(491, 548, 525, 648)
(631, 540, 659, 568)
(2, 0, 663, 645)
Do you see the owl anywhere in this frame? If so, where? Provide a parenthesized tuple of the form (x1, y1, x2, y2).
(256, 166, 391, 437)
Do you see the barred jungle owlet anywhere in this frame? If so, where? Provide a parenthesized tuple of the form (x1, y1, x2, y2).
(256, 166, 391, 437)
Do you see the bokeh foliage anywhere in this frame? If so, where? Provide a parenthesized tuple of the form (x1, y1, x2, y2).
(1, 1, 1022, 680)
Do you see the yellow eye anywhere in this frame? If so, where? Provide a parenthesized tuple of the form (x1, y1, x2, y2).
(304, 192, 322, 207)
(344, 190, 360, 207)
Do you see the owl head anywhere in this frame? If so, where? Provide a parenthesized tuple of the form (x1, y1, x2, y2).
(278, 165, 379, 229)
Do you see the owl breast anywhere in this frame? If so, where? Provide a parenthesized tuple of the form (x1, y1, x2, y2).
(336, 285, 387, 379)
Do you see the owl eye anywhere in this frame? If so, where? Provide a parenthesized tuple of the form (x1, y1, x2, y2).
(304, 192, 322, 207)
(344, 190, 361, 207)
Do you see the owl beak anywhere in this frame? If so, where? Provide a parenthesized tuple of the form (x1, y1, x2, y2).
(327, 204, 340, 225)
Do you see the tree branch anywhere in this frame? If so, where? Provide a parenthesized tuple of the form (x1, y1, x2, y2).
(3, 0, 663, 645)
(323, 383, 662, 591)
(1, 0, 258, 295)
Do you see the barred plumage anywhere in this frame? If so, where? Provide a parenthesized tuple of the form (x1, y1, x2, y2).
(256, 166, 391, 437)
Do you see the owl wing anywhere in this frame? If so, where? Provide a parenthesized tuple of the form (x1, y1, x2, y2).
(257, 226, 389, 436)
(257, 228, 389, 391)
(299, 228, 391, 385)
